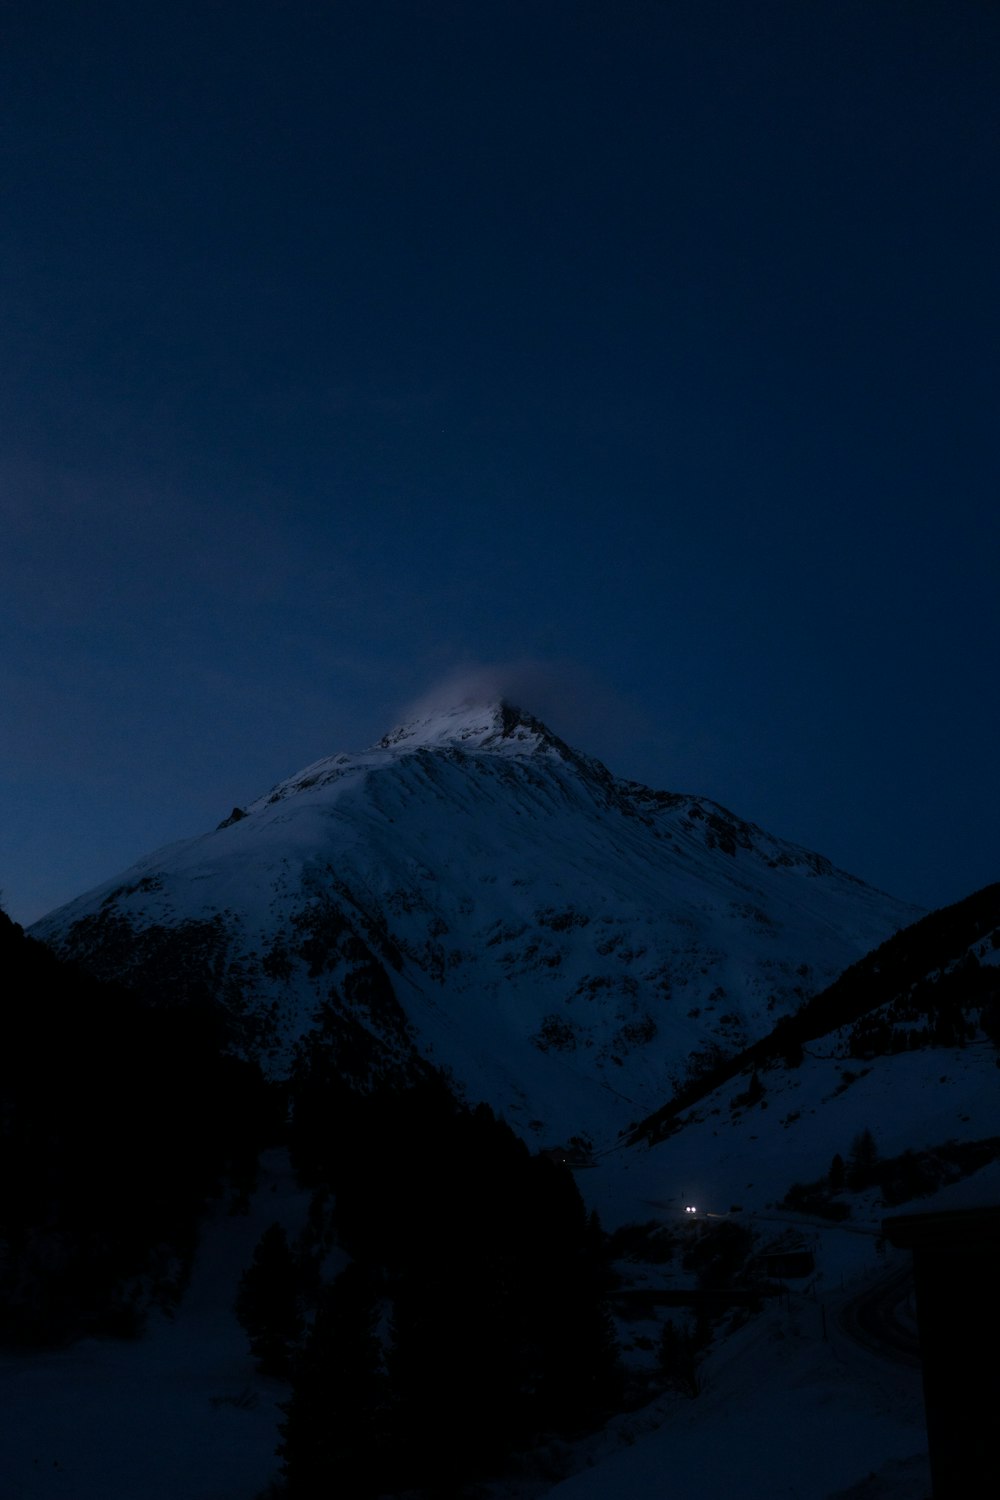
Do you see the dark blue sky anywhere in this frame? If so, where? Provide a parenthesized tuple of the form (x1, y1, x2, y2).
(2, 0, 998, 925)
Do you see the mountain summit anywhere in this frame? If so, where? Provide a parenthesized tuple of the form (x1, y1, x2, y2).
(31, 702, 921, 1142)
(375, 699, 567, 754)
(244, 701, 578, 815)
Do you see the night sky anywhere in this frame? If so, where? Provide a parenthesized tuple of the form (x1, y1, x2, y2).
(2, 0, 998, 926)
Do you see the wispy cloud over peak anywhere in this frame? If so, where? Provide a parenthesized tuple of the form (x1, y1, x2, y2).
(396, 660, 651, 765)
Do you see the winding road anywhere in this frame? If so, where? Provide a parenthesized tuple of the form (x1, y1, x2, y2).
(838, 1260, 921, 1366)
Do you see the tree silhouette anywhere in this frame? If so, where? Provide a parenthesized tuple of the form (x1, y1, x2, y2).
(280, 1263, 388, 1498)
(234, 1224, 303, 1377)
(847, 1128, 879, 1189)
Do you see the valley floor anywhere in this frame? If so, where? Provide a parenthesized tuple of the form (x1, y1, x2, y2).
(0, 1149, 311, 1500)
(0, 1179, 932, 1500)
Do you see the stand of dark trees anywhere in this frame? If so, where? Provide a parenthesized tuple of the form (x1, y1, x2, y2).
(783, 1130, 1000, 1217)
(0, 909, 279, 1345)
(263, 1070, 622, 1497)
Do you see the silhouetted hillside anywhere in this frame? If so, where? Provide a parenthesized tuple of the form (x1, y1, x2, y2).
(0, 908, 277, 1344)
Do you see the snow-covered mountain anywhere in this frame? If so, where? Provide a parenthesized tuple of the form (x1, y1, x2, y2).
(31, 701, 920, 1143)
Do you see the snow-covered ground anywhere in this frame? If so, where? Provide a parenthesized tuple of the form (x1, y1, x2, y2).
(0, 1150, 311, 1500)
(543, 1253, 930, 1500)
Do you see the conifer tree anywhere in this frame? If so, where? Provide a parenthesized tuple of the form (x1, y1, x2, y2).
(234, 1224, 303, 1377)
(659, 1316, 702, 1397)
(847, 1128, 879, 1189)
(280, 1262, 387, 1498)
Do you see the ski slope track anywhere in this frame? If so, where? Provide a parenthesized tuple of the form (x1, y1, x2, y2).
(31, 702, 920, 1143)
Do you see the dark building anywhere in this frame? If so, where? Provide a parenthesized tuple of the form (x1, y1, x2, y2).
(883, 1205, 1000, 1500)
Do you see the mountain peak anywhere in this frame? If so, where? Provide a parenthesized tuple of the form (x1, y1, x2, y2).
(235, 701, 573, 819)
(374, 698, 565, 757)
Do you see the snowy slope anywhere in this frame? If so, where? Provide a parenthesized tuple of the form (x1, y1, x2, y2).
(599, 881, 1000, 1227)
(536, 1271, 931, 1500)
(586, 1030, 1000, 1235)
(31, 701, 920, 1143)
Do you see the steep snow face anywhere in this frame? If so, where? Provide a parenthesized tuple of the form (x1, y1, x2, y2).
(31, 702, 921, 1144)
